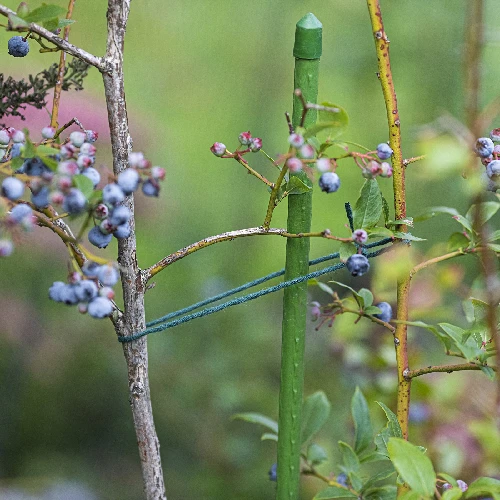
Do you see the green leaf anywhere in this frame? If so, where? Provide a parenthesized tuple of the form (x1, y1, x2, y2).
(39, 155, 58, 171)
(364, 306, 382, 315)
(382, 196, 390, 225)
(352, 387, 373, 456)
(23, 137, 36, 158)
(260, 432, 278, 442)
(329, 281, 360, 300)
(465, 202, 500, 226)
(349, 472, 363, 492)
(488, 229, 500, 242)
(72, 174, 95, 200)
(88, 190, 103, 206)
(398, 492, 423, 500)
(367, 227, 394, 238)
(317, 281, 335, 296)
(307, 443, 328, 465)
(340, 242, 357, 261)
(353, 179, 382, 229)
(314, 486, 357, 499)
(8, 13, 28, 28)
(438, 323, 480, 361)
(363, 485, 397, 500)
(448, 232, 470, 251)
(36, 145, 60, 157)
(415, 206, 473, 233)
(392, 232, 426, 242)
(23, 4, 66, 23)
(42, 17, 59, 32)
(464, 477, 500, 498)
(374, 425, 392, 458)
(304, 102, 349, 140)
(376, 402, 403, 438)
(480, 365, 496, 381)
(232, 412, 278, 433)
(11, 157, 24, 171)
(487, 243, 500, 253)
(442, 488, 464, 500)
(437, 473, 458, 486)
(302, 391, 331, 443)
(393, 320, 452, 351)
(339, 441, 360, 473)
(386, 218, 414, 228)
(286, 175, 312, 195)
(387, 438, 436, 496)
(58, 18, 75, 28)
(358, 289, 373, 307)
(361, 468, 396, 493)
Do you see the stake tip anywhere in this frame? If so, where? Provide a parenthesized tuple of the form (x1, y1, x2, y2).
(294, 13, 322, 60)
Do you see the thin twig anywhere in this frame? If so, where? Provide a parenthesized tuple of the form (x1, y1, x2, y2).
(405, 362, 495, 379)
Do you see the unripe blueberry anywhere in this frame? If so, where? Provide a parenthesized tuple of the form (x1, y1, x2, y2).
(286, 157, 303, 173)
(442, 483, 452, 491)
(476, 137, 494, 158)
(316, 158, 331, 172)
(96, 264, 119, 286)
(250, 137, 262, 152)
(31, 186, 50, 209)
(318, 172, 340, 193)
(41, 126, 56, 139)
(482, 155, 493, 165)
(2, 176, 24, 200)
(50, 190, 64, 205)
(88, 226, 113, 248)
(57, 176, 73, 192)
(0, 149, 5, 162)
(60, 144, 76, 159)
(79, 142, 96, 156)
(490, 128, 500, 142)
(238, 131, 252, 146)
(151, 166, 166, 181)
(8, 36, 30, 57)
(456, 480, 468, 492)
(49, 281, 66, 301)
(62, 188, 87, 214)
(380, 162, 393, 178)
(0, 129, 10, 145)
(370, 160, 383, 175)
(78, 302, 88, 314)
(77, 154, 94, 169)
(128, 152, 144, 167)
(137, 158, 151, 169)
(82, 167, 101, 187)
(486, 160, 500, 179)
(73, 280, 98, 302)
(346, 254, 370, 277)
(374, 302, 392, 322)
(11, 130, 25, 143)
(268, 463, 277, 482)
(69, 131, 86, 148)
(113, 223, 131, 239)
(109, 205, 131, 226)
(300, 144, 315, 159)
(352, 229, 368, 244)
(142, 179, 160, 197)
(210, 142, 227, 157)
(362, 168, 374, 179)
(288, 133, 305, 148)
(376, 143, 393, 160)
(0, 239, 14, 257)
(100, 219, 116, 235)
(67, 271, 81, 284)
(9, 203, 32, 223)
(88, 297, 113, 318)
(102, 183, 125, 205)
(94, 203, 109, 220)
(85, 130, 98, 143)
(117, 168, 140, 194)
(99, 286, 115, 300)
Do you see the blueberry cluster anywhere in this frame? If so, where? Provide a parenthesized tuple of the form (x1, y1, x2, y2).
(210, 130, 263, 158)
(476, 129, 500, 192)
(49, 263, 119, 319)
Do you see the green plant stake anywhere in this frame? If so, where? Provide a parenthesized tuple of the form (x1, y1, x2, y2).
(277, 13, 322, 500)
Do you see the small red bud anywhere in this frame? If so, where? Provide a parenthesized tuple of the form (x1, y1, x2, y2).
(238, 131, 252, 146)
(250, 137, 262, 152)
(286, 157, 303, 173)
(210, 142, 227, 157)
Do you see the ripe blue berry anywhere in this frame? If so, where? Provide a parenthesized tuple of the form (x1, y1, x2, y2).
(482, 172, 500, 192)
(81, 260, 101, 278)
(11, 130, 25, 143)
(374, 302, 392, 323)
(31, 186, 50, 209)
(82, 167, 101, 187)
(142, 179, 160, 197)
(11, 143, 22, 158)
(268, 463, 277, 482)
(109, 205, 131, 226)
(8, 36, 30, 57)
(9, 203, 32, 223)
(117, 168, 140, 194)
(88, 297, 113, 318)
(113, 223, 131, 239)
(73, 280, 99, 302)
(475, 137, 494, 158)
(0, 239, 14, 257)
(88, 226, 113, 248)
(42, 126, 56, 139)
(58, 284, 79, 305)
(442, 483, 452, 491)
(96, 264, 119, 286)
(2, 176, 24, 200)
(102, 183, 125, 205)
(19, 157, 50, 177)
(336, 473, 348, 487)
(346, 254, 370, 277)
(48, 281, 66, 301)
(319, 172, 340, 193)
(486, 160, 500, 179)
(376, 143, 393, 160)
(62, 188, 87, 214)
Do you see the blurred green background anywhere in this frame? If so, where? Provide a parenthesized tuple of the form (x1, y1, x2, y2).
(0, 0, 499, 498)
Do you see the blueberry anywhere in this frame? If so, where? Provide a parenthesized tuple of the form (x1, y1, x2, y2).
(88, 226, 113, 248)
(288, 133, 305, 148)
(0, 239, 14, 257)
(238, 131, 252, 146)
(94, 203, 109, 220)
(482, 172, 500, 192)
(376, 143, 393, 160)
(77, 154, 94, 169)
(81, 260, 101, 278)
(442, 483, 452, 491)
(69, 131, 86, 148)
(48, 281, 66, 302)
(336, 473, 348, 487)
(9, 203, 32, 223)
(8, 36, 29, 57)
(85, 130, 98, 143)
(11, 143, 22, 158)
(210, 142, 227, 157)
(408, 402, 430, 424)
(73, 280, 98, 302)
(19, 157, 51, 177)
(486, 160, 500, 179)
(374, 302, 392, 322)
(59, 284, 79, 305)
(456, 480, 468, 492)
(113, 223, 131, 239)
(88, 297, 113, 318)
(109, 205, 131, 226)
(117, 168, 140, 195)
(2, 176, 24, 200)
(268, 463, 277, 482)
(352, 229, 368, 244)
(476, 137, 494, 158)
(142, 179, 160, 197)
(82, 167, 101, 187)
(346, 254, 370, 277)
(41, 126, 56, 139)
(31, 186, 50, 209)
(490, 128, 500, 142)
(96, 264, 119, 286)
(0, 129, 10, 145)
(318, 172, 340, 193)
(62, 188, 87, 215)
(102, 183, 125, 205)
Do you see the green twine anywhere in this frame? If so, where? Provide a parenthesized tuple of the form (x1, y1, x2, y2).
(117, 243, 391, 343)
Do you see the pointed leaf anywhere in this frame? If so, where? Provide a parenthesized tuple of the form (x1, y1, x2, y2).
(8, 13, 28, 28)
(438, 323, 480, 361)
(339, 441, 360, 473)
(382, 196, 390, 225)
(464, 477, 500, 498)
(374, 425, 392, 458)
(23, 4, 66, 23)
(353, 179, 382, 229)
(361, 468, 396, 493)
(392, 232, 426, 242)
(465, 202, 500, 225)
(352, 387, 373, 456)
(314, 486, 357, 499)
(232, 412, 278, 433)
(358, 289, 373, 308)
(480, 366, 496, 381)
(377, 402, 403, 438)
(448, 232, 470, 251)
(363, 485, 397, 500)
(307, 443, 328, 465)
(387, 438, 436, 496)
(304, 102, 349, 140)
(301, 391, 331, 444)
(340, 242, 357, 261)
(286, 175, 313, 195)
(442, 488, 464, 500)
(73, 174, 95, 200)
(393, 320, 452, 351)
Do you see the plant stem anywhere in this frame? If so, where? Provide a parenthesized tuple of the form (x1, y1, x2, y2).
(366, 1, 411, 449)
(277, 13, 321, 500)
(102, 1, 165, 498)
(406, 362, 496, 379)
(50, 0, 76, 129)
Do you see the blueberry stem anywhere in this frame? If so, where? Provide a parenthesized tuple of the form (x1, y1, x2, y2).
(405, 362, 496, 379)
